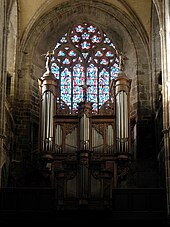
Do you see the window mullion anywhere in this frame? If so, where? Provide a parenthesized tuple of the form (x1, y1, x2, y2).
(71, 66, 73, 113)
(97, 66, 100, 113)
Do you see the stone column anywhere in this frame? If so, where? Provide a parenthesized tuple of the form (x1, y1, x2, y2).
(0, 0, 7, 186)
(160, 0, 170, 217)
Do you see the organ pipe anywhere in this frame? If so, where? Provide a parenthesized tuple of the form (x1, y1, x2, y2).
(114, 73, 131, 155)
(78, 102, 92, 151)
(55, 125, 62, 153)
(116, 91, 128, 152)
(41, 91, 55, 152)
(78, 101, 92, 198)
(39, 52, 57, 155)
(80, 113, 89, 150)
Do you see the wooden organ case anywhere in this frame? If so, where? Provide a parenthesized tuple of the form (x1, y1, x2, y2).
(38, 55, 132, 209)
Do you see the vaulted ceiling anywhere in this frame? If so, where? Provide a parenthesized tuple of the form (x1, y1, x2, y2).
(19, 0, 152, 39)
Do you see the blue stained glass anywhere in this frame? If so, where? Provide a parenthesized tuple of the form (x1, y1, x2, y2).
(72, 64, 85, 104)
(73, 86, 81, 94)
(87, 93, 97, 102)
(91, 35, 100, 43)
(61, 86, 71, 95)
(98, 68, 110, 106)
(73, 91, 83, 102)
(87, 64, 96, 74)
(73, 102, 78, 111)
(82, 32, 90, 40)
(69, 50, 76, 56)
(71, 35, 80, 43)
(104, 37, 110, 44)
(60, 90, 71, 104)
(51, 63, 59, 79)
(110, 66, 120, 79)
(99, 78, 107, 86)
(109, 43, 116, 49)
(99, 69, 109, 83)
(87, 25, 96, 33)
(99, 86, 109, 94)
(92, 102, 98, 112)
(51, 22, 121, 113)
(89, 89, 97, 99)
(58, 50, 65, 56)
(86, 65, 98, 105)
(100, 58, 109, 65)
(106, 51, 114, 57)
(63, 58, 70, 64)
(73, 64, 84, 84)
(60, 68, 71, 104)
(99, 93, 109, 105)
(82, 53, 88, 59)
(87, 77, 97, 86)
(95, 51, 103, 57)
(81, 41, 90, 49)
(73, 76, 81, 86)
(75, 25, 84, 33)
(51, 56, 55, 62)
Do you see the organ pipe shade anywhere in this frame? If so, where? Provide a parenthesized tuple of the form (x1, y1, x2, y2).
(106, 125, 114, 153)
(55, 125, 62, 153)
(92, 127, 103, 153)
(65, 128, 77, 153)
(80, 113, 89, 150)
(41, 90, 55, 152)
(116, 91, 128, 153)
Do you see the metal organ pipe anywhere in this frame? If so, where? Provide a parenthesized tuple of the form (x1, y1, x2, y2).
(55, 125, 62, 153)
(116, 91, 128, 153)
(80, 113, 89, 150)
(114, 74, 131, 154)
(41, 91, 55, 153)
(107, 125, 114, 153)
(39, 58, 57, 155)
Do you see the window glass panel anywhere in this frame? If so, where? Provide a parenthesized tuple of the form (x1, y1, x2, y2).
(61, 68, 72, 109)
(51, 22, 120, 113)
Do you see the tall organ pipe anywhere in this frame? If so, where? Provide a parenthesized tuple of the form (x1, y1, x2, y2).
(39, 66, 57, 155)
(114, 73, 131, 154)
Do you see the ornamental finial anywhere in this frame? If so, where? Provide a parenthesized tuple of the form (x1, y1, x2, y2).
(119, 52, 128, 71)
(42, 50, 54, 73)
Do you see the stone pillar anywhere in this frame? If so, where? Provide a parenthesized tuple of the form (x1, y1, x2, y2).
(0, 0, 7, 186)
(159, 0, 170, 217)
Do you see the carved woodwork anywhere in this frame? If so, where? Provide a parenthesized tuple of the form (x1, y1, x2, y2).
(38, 66, 132, 209)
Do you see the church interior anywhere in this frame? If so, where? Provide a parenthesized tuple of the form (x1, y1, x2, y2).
(0, 0, 170, 225)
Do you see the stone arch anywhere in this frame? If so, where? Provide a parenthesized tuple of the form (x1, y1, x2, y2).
(20, 1, 151, 118)
(17, 0, 152, 160)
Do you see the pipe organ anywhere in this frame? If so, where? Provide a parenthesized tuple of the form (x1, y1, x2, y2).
(38, 54, 132, 209)
(38, 62, 57, 158)
(115, 74, 131, 156)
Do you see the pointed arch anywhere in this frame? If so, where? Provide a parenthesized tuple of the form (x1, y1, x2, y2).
(51, 21, 120, 113)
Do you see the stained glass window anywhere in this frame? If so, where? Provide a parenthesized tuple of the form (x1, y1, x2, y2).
(51, 22, 120, 113)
